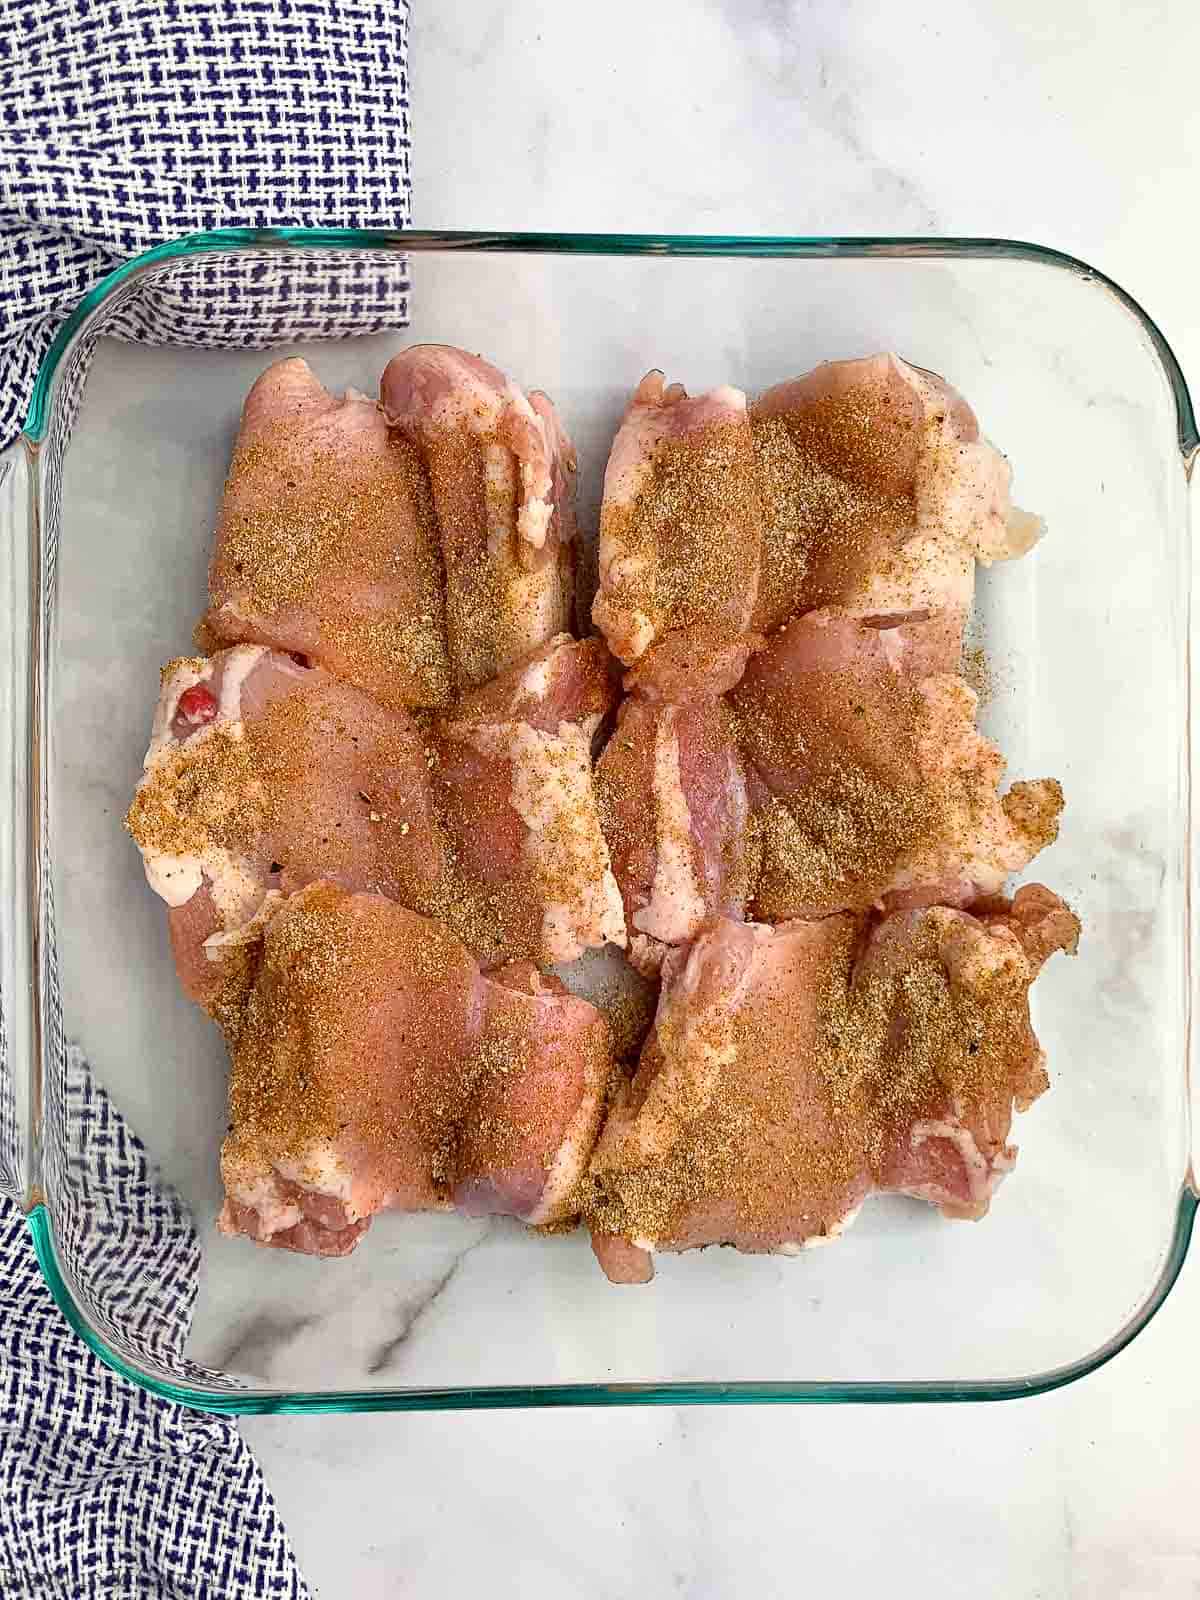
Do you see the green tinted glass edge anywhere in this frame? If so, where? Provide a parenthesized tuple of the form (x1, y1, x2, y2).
(27, 1193, 1198, 1415)
(22, 229, 1199, 1413)
(24, 229, 1199, 456)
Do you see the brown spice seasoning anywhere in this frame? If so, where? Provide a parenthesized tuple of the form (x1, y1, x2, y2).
(126, 686, 446, 916)
(581, 910, 1041, 1249)
(224, 885, 484, 1194)
(750, 399, 914, 628)
(418, 424, 569, 692)
(214, 427, 451, 707)
(602, 421, 761, 647)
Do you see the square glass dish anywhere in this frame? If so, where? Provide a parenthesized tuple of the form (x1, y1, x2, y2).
(1, 230, 1197, 1414)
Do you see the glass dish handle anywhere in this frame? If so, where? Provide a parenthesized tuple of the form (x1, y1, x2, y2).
(0, 439, 38, 1211)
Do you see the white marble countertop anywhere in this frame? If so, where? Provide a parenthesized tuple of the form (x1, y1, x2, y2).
(236, 2, 1200, 1594)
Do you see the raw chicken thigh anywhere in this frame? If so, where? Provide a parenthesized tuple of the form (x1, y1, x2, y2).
(219, 886, 482, 1256)
(586, 915, 872, 1284)
(201, 358, 451, 711)
(593, 371, 764, 696)
(751, 353, 1042, 650)
(730, 608, 1063, 917)
(381, 345, 577, 690)
(126, 646, 444, 1013)
(589, 371, 767, 971)
(584, 885, 1078, 1282)
(428, 634, 627, 966)
(218, 884, 615, 1256)
(596, 693, 752, 976)
(620, 626, 761, 703)
(975, 880, 1085, 976)
(860, 887, 1079, 1219)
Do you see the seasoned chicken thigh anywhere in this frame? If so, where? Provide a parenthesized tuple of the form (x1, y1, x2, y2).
(218, 885, 615, 1255)
(453, 962, 613, 1226)
(429, 634, 627, 967)
(381, 345, 577, 690)
(586, 915, 872, 1283)
(126, 646, 445, 1013)
(584, 886, 1078, 1282)
(854, 889, 1079, 1219)
(596, 693, 752, 975)
(202, 358, 451, 710)
(218, 886, 483, 1256)
(751, 353, 1042, 647)
(730, 608, 1063, 917)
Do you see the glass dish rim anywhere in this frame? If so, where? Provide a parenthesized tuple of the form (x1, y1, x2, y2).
(18, 227, 1200, 1415)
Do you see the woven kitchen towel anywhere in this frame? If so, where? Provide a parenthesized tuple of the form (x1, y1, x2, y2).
(0, 0, 413, 450)
(0, 1058, 309, 1600)
(0, 0, 415, 1591)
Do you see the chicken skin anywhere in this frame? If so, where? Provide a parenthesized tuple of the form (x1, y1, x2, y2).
(751, 353, 1042, 650)
(218, 885, 614, 1255)
(584, 887, 1078, 1282)
(202, 358, 452, 711)
(381, 345, 577, 690)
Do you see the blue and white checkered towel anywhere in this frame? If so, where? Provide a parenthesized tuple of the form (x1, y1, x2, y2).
(0, 1, 414, 1591)
(0, 0, 413, 449)
(1, 1058, 308, 1599)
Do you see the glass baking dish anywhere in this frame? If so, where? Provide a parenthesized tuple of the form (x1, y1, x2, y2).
(1, 230, 1196, 1415)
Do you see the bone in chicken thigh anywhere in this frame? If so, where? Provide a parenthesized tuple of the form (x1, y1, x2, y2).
(126, 646, 446, 1016)
(730, 607, 1063, 917)
(381, 345, 578, 691)
(201, 358, 452, 711)
(584, 885, 1078, 1283)
(750, 352, 1043, 650)
(218, 883, 615, 1256)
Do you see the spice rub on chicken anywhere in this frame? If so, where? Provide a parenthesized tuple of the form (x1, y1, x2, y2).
(593, 371, 764, 698)
(201, 358, 452, 712)
(730, 608, 1063, 918)
(596, 691, 753, 977)
(583, 888, 1078, 1283)
(127, 633, 626, 1003)
(750, 353, 1042, 653)
(218, 884, 615, 1256)
(126, 646, 446, 1016)
(427, 633, 627, 967)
